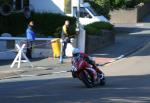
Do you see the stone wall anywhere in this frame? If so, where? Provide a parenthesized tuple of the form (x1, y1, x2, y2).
(110, 8, 137, 24)
(110, 3, 150, 24)
(85, 30, 115, 54)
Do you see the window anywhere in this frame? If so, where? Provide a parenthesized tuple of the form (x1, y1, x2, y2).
(15, 0, 22, 10)
(86, 6, 98, 16)
(64, 0, 71, 14)
(73, 7, 92, 18)
(80, 7, 88, 17)
(15, 0, 29, 10)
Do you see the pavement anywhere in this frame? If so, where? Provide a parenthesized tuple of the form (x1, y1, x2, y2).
(0, 23, 150, 80)
(0, 58, 71, 80)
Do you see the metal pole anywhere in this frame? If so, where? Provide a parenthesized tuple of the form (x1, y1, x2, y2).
(76, 0, 80, 31)
(59, 40, 64, 64)
(13, 0, 16, 10)
(75, 0, 80, 48)
(21, 0, 24, 9)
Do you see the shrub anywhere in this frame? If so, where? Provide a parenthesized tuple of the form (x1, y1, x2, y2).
(110, 0, 125, 9)
(110, 0, 150, 9)
(84, 22, 114, 35)
(0, 13, 27, 36)
(0, 12, 76, 37)
(31, 13, 76, 37)
(124, 0, 140, 8)
(84, 26, 98, 34)
(88, 0, 111, 19)
(141, 0, 150, 3)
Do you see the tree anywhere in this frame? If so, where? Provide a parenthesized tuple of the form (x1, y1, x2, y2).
(89, 0, 111, 19)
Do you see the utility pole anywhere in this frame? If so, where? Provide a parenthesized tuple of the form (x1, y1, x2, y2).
(76, 0, 80, 34)
(21, 0, 24, 9)
(75, 0, 80, 47)
(13, 0, 16, 10)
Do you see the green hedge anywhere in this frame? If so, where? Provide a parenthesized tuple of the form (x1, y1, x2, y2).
(110, 0, 150, 9)
(31, 13, 76, 37)
(85, 0, 150, 16)
(0, 13, 27, 36)
(141, 0, 150, 3)
(84, 22, 114, 35)
(0, 12, 76, 37)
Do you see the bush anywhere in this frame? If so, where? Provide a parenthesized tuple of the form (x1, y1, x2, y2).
(0, 13, 26, 36)
(84, 22, 114, 35)
(124, 0, 140, 8)
(110, 0, 149, 9)
(31, 13, 76, 37)
(0, 12, 76, 37)
(88, 0, 111, 19)
(110, 0, 125, 9)
(141, 0, 150, 3)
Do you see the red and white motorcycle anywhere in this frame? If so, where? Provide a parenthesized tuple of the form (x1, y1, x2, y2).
(71, 56, 106, 88)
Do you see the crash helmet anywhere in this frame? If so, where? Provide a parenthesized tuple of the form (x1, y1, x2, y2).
(72, 48, 80, 57)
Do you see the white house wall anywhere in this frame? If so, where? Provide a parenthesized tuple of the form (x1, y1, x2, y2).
(30, 0, 64, 14)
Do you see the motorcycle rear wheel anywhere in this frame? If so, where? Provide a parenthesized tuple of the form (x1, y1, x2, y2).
(79, 70, 94, 88)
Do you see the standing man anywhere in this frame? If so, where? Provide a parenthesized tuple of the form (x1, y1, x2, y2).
(61, 20, 72, 57)
(26, 21, 35, 59)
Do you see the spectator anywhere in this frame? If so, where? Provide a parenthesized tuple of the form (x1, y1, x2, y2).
(26, 21, 35, 59)
(61, 20, 72, 57)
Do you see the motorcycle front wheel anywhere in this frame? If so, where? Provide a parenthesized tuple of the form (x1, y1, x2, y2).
(98, 73, 106, 86)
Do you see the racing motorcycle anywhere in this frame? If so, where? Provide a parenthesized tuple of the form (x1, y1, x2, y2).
(71, 57, 106, 88)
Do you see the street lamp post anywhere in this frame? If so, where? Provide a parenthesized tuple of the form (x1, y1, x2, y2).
(13, 0, 16, 10)
(74, 0, 80, 49)
(76, 0, 80, 34)
(21, 0, 24, 9)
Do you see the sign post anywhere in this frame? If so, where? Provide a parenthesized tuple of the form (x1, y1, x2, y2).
(59, 40, 64, 63)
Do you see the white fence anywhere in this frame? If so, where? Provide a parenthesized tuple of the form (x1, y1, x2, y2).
(0, 29, 86, 60)
(0, 37, 52, 60)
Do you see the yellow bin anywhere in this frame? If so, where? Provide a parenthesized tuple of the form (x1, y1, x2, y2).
(51, 38, 61, 58)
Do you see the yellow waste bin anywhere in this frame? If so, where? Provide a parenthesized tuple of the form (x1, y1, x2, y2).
(51, 38, 61, 58)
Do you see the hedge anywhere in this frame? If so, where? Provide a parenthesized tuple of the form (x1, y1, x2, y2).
(85, 0, 150, 17)
(110, 0, 150, 9)
(0, 12, 76, 37)
(84, 22, 114, 35)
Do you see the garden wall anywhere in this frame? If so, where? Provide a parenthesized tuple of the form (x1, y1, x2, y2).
(85, 30, 115, 54)
(110, 3, 150, 24)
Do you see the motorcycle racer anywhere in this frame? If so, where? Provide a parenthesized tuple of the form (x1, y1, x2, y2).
(71, 48, 103, 81)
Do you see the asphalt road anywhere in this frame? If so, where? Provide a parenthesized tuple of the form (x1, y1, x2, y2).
(0, 42, 150, 103)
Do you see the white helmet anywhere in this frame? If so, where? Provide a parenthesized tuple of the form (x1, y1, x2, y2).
(72, 48, 80, 55)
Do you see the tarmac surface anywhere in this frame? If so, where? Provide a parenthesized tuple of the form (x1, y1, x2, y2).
(0, 41, 150, 103)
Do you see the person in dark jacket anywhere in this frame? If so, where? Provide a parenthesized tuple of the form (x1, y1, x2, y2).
(26, 21, 35, 59)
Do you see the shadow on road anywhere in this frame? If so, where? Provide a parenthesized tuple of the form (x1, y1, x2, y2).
(0, 58, 48, 66)
(0, 74, 150, 103)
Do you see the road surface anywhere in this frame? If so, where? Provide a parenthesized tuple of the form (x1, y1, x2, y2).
(0, 42, 150, 103)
